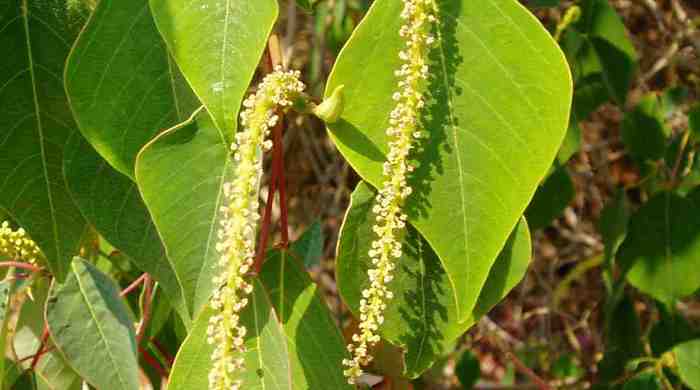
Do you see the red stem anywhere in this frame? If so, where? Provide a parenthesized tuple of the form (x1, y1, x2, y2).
(120, 273, 147, 297)
(254, 134, 280, 274)
(506, 352, 552, 390)
(273, 116, 290, 247)
(151, 339, 175, 366)
(30, 325, 50, 370)
(137, 275, 154, 344)
(139, 345, 169, 378)
(0, 261, 42, 273)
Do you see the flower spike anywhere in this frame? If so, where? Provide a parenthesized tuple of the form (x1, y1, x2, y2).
(342, 0, 438, 384)
(207, 67, 306, 390)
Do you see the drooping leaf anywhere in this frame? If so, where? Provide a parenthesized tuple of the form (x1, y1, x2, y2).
(259, 243, 352, 389)
(46, 258, 139, 390)
(65, 0, 199, 178)
(618, 190, 700, 304)
(168, 284, 291, 390)
(621, 95, 668, 163)
(525, 164, 575, 230)
(169, 228, 351, 389)
(568, 0, 637, 104)
(336, 182, 531, 377)
(674, 339, 700, 390)
(136, 108, 230, 324)
(13, 277, 81, 390)
(326, 0, 570, 320)
(0, 0, 89, 281)
(63, 130, 188, 320)
(149, 0, 278, 139)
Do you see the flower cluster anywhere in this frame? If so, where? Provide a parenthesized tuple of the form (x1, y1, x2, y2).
(343, 0, 438, 384)
(0, 221, 42, 264)
(207, 67, 306, 390)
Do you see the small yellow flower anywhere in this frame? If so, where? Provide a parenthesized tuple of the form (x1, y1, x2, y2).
(0, 221, 42, 264)
(207, 67, 306, 390)
(343, 0, 438, 384)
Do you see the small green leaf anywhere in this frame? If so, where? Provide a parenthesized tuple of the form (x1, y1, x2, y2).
(169, 233, 351, 389)
(149, 0, 278, 139)
(168, 284, 291, 389)
(622, 372, 662, 390)
(674, 339, 700, 389)
(337, 182, 531, 377)
(525, 164, 575, 230)
(46, 258, 139, 390)
(291, 221, 324, 269)
(622, 95, 668, 163)
(13, 278, 81, 389)
(455, 350, 480, 388)
(0, 0, 89, 281)
(619, 190, 700, 304)
(136, 108, 231, 324)
(65, 0, 199, 178)
(597, 296, 644, 381)
(326, 0, 570, 322)
(599, 190, 629, 268)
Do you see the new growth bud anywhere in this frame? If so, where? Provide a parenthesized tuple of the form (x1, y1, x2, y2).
(313, 85, 345, 124)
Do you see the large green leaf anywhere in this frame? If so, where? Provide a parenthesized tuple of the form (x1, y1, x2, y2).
(168, 283, 291, 390)
(0, 0, 89, 281)
(63, 130, 188, 319)
(259, 245, 352, 389)
(326, 0, 570, 320)
(336, 182, 531, 377)
(136, 108, 230, 323)
(13, 278, 81, 390)
(674, 339, 700, 390)
(65, 0, 199, 179)
(46, 258, 139, 390)
(149, 0, 277, 139)
(618, 190, 700, 304)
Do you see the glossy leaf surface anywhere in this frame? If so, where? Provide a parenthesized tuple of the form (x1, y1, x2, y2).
(65, 0, 199, 178)
(149, 0, 277, 139)
(0, 0, 88, 281)
(326, 0, 570, 320)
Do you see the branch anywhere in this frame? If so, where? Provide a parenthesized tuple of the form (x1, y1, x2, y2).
(0, 261, 42, 273)
(119, 273, 147, 297)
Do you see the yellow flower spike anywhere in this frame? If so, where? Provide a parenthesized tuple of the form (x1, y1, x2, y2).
(342, 0, 438, 384)
(207, 66, 306, 390)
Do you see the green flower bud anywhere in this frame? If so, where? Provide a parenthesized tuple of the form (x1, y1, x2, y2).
(313, 85, 345, 124)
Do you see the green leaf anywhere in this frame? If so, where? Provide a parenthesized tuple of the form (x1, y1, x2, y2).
(674, 339, 700, 389)
(291, 221, 324, 269)
(619, 191, 700, 304)
(0, 0, 89, 281)
(13, 278, 81, 390)
(455, 350, 480, 388)
(1, 359, 22, 390)
(149, 0, 278, 139)
(168, 284, 291, 389)
(169, 230, 351, 389)
(336, 182, 531, 377)
(649, 304, 699, 356)
(569, 0, 637, 104)
(525, 164, 575, 230)
(135, 108, 230, 324)
(622, 372, 662, 390)
(597, 295, 643, 381)
(46, 258, 139, 390)
(558, 120, 582, 163)
(621, 95, 668, 163)
(65, 0, 199, 179)
(690, 104, 700, 140)
(63, 130, 188, 319)
(599, 190, 629, 268)
(326, 0, 570, 320)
